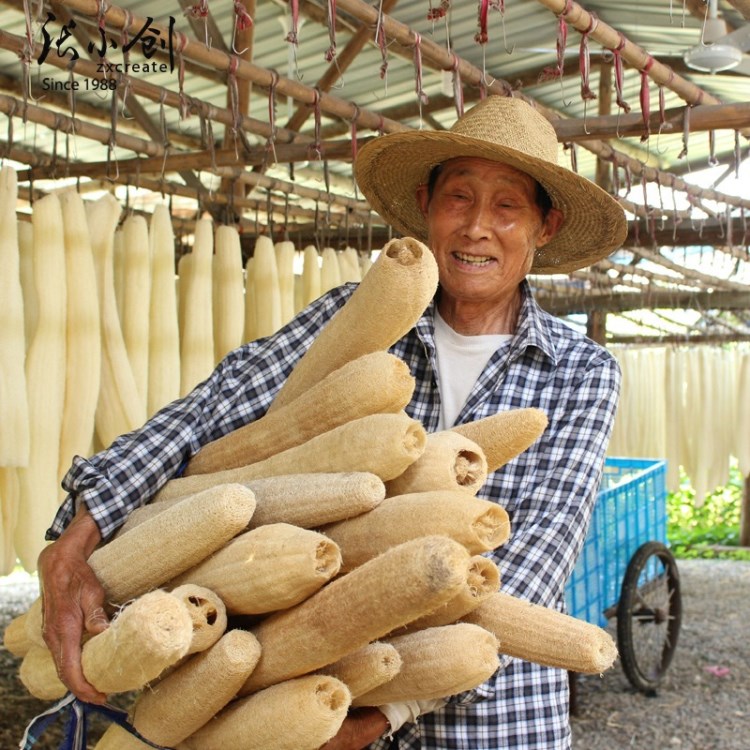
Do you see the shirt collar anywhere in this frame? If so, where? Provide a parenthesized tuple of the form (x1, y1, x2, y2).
(415, 281, 559, 367)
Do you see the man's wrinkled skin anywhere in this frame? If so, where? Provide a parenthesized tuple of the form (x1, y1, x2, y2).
(319, 708, 390, 750)
(37, 507, 109, 704)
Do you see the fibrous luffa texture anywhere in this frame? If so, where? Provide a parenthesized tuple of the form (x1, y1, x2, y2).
(267, 236, 439, 412)
(240, 535, 470, 695)
(184, 352, 415, 476)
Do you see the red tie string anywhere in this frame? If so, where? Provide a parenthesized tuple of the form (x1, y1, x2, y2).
(286, 0, 300, 45)
(427, 0, 451, 21)
(539, 2, 571, 82)
(611, 33, 630, 114)
(325, 0, 337, 62)
(579, 12, 598, 102)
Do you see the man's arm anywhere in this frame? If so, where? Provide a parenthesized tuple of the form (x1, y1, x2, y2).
(37, 506, 109, 703)
(320, 708, 390, 750)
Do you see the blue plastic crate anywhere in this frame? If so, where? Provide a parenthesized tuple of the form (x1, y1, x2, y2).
(565, 457, 668, 627)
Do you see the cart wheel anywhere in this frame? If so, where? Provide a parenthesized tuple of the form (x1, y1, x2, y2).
(616, 541, 681, 694)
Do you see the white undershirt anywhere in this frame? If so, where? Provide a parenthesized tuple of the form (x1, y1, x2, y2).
(433, 310, 511, 430)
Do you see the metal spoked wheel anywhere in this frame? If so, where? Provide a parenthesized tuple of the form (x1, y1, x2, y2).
(616, 541, 682, 695)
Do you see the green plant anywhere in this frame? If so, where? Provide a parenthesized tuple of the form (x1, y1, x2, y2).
(667, 464, 750, 560)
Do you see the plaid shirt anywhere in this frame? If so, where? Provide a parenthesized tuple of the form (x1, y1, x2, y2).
(48, 280, 620, 750)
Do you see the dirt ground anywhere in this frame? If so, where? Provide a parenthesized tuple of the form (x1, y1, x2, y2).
(2, 558, 749, 749)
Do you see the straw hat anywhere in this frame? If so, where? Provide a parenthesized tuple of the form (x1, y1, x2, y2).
(354, 96, 627, 274)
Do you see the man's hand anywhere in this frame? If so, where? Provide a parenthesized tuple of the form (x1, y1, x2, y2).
(37, 507, 109, 704)
(320, 707, 390, 750)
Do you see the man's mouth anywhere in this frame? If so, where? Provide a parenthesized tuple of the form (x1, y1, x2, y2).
(453, 251, 494, 267)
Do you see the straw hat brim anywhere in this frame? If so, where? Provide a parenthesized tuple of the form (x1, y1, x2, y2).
(354, 130, 628, 274)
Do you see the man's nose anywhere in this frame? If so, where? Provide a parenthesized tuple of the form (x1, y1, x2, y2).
(463, 199, 493, 240)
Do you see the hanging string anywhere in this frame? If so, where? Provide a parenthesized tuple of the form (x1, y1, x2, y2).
(451, 54, 464, 118)
(232, 1, 253, 54)
(639, 56, 655, 142)
(118, 10, 134, 115)
(20, 0, 37, 115)
(610, 153, 620, 196)
(347, 104, 360, 200)
(376, 0, 389, 82)
(475, 1, 507, 75)
(707, 129, 718, 167)
(579, 12, 598, 107)
(226, 55, 242, 158)
(677, 105, 691, 160)
(175, 32, 190, 120)
(475, 0, 490, 44)
(564, 142, 578, 173)
(670, 176, 681, 243)
(427, 0, 451, 21)
(539, 1, 570, 82)
(159, 89, 169, 149)
(657, 84, 667, 138)
(642, 172, 657, 242)
(49, 115, 60, 178)
(726, 203, 733, 248)
(655, 171, 667, 229)
(106, 86, 119, 182)
(186, 0, 211, 47)
(324, 0, 337, 62)
(286, 0, 300, 45)
(264, 69, 279, 165)
(734, 130, 742, 180)
(610, 33, 631, 114)
(309, 87, 323, 161)
(412, 32, 428, 126)
(622, 161, 632, 196)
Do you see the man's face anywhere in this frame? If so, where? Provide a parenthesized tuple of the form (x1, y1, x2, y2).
(416, 157, 562, 311)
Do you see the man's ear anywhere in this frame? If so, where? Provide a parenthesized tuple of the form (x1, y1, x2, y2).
(537, 207, 564, 248)
(416, 184, 430, 219)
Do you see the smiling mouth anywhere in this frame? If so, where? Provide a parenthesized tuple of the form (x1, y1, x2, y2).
(453, 251, 494, 266)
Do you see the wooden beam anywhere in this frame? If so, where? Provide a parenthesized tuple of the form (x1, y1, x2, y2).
(554, 102, 750, 143)
(537, 289, 750, 316)
(727, 0, 750, 21)
(586, 310, 608, 344)
(627, 216, 750, 247)
(16, 137, 372, 183)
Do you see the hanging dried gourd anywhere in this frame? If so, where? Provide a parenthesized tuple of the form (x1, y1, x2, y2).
(253, 235, 282, 338)
(275, 240, 296, 327)
(213, 225, 245, 362)
(57, 191, 101, 498)
(147, 205, 181, 416)
(180, 217, 214, 396)
(121, 214, 151, 413)
(0, 167, 30, 468)
(14, 194, 67, 572)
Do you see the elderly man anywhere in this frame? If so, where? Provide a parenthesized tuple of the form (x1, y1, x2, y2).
(39, 96, 626, 750)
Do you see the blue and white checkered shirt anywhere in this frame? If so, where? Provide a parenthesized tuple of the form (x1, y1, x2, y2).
(48, 280, 620, 750)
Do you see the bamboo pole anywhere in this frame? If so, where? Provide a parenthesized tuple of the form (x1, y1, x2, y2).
(0, 93, 163, 157)
(554, 103, 750, 143)
(529, 0, 725, 109)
